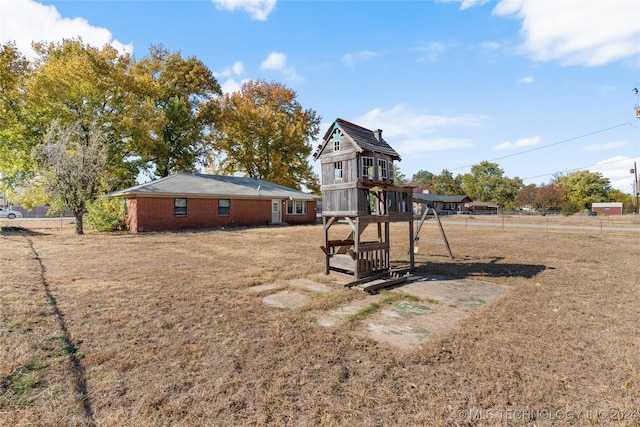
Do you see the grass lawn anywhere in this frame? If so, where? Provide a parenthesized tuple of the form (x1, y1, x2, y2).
(1, 216, 639, 426)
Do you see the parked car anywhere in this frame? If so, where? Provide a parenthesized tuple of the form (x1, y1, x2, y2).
(588, 210, 598, 216)
(0, 208, 22, 219)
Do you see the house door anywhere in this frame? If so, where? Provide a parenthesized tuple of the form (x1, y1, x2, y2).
(271, 200, 282, 224)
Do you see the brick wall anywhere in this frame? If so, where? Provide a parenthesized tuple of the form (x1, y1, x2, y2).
(126, 196, 316, 232)
(282, 200, 317, 224)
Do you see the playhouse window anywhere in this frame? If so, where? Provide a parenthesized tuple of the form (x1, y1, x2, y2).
(174, 198, 187, 216)
(218, 199, 230, 216)
(286, 200, 307, 214)
(334, 161, 343, 180)
(378, 159, 387, 180)
(362, 157, 374, 180)
(334, 139, 340, 151)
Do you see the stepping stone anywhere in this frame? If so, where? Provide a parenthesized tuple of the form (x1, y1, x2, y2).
(247, 283, 280, 293)
(398, 275, 508, 308)
(262, 291, 308, 309)
(288, 279, 331, 293)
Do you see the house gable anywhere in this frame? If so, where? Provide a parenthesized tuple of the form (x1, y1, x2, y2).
(314, 118, 400, 161)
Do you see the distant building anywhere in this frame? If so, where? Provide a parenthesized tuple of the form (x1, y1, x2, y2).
(412, 193, 472, 215)
(591, 202, 623, 216)
(467, 201, 499, 214)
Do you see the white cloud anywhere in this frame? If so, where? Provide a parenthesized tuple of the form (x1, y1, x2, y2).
(583, 140, 630, 151)
(439, 0, 491, 10)
(260, 52, 301, 82)
(396, 137, 474, 154)
(342, 50, 381, 68)
(357, 104, 485, 137)
(354, 104, 485, 156)
(518, 76, 534, 84)
(479, 41, 502, 52)
(493, 0, 640, 66)
(260, 52, 286, 70)
(591, 155, 640, 193)
(494, 136, 540, 150)
(232, 61, 244, 75)
(220, 78, 243, 94)
(215, 61, 244, 79)
(0, 0, 133, 60)
(414, 42, 445, 62)
(211, 0, 276, 21)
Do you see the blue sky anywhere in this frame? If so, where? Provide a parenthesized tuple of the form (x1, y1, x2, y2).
(1, 0, 639, 193)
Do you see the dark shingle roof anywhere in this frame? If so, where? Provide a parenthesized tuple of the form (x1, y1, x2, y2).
(317, 118, 401, 160)
(108, 173, 318, 200)
(413, 193, 472, 204)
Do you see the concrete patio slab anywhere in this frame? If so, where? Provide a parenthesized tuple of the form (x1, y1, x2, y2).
(287, 278, 332, 293)
(262, 291, 309, 309)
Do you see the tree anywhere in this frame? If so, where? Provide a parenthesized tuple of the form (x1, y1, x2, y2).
(34, 122, 109, 234)
(534, 183, 565, 212)
(460, 161, 522, 208)
(133, 45, 221, 178)
(608, 188, 633, 211)
(412, 170, 434, 184)
(213, 80, 320, 192)
(28, 39, 143, 187)
(516, 184, 538, 208)
(393, 164, 406, 186)
(495, 176, 523, 210)
(1, 39, 144, 199)
(0, 42, 35, 191)
(432, 169, 464, 195)
(557, 170, 612, 210)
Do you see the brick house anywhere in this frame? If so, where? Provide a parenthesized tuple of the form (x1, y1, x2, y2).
(108, 173, 319, 232)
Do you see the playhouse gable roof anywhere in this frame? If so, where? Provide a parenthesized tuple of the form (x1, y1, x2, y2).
(314, 118, 401, 160)
(108, 173, 318, 200)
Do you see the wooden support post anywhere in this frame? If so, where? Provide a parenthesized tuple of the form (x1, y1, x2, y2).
(322, 216, 330, 274)
(437, 213, 454, 260)
(409, 217, 414, 271)
(384, 221, 390, 270)
(413, 206, 454, 260)
(354, 217, 361, 279)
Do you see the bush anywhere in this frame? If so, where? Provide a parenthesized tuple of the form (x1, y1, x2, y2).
(85, 197, 126, 232)
(561, 200, 582, 215)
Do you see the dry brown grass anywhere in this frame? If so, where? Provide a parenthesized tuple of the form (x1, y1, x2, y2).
(1, 216, 639, 426)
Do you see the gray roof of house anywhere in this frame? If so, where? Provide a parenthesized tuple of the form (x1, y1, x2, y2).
(315, 118, 401, 160)
(108, 173, 319, 200)
(413, 193, 472, 204)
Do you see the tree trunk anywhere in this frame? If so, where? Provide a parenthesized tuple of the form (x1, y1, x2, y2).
(74, 212, 84, 235)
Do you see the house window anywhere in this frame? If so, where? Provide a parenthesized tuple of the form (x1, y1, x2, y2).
(174, 198, 187, 216)
(362, 157, 374, 180)
(334, 161, 343, 180)
(218, 199, 230, 215)
(378, 159, 387, 180)
(286, 200, 307, 215)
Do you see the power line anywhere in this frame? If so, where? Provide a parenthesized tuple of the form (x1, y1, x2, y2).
(450, 121, 633, 171)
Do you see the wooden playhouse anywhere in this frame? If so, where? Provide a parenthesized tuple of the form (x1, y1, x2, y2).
(314, 119, 415, 286)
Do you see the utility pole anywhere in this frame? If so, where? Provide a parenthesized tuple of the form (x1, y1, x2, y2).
(635, 161, 639, 222)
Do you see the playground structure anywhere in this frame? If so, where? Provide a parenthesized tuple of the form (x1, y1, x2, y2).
(314, 119, 417, 289)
